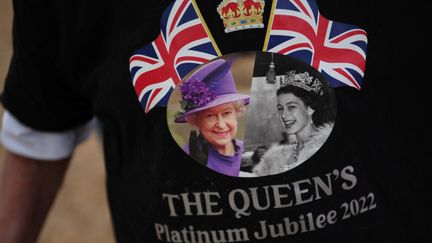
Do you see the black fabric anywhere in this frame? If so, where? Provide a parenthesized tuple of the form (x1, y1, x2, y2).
(1, 0, 430, 242)
(1, 0, 111, 131)
(194, 0, 272, 54)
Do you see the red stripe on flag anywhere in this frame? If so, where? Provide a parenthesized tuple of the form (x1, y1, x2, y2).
(330, 29, 367, 44)
(278, 43, 313, 55)
(311, 16, 329, 68)
(134, 35, 178, 94)
(130, 55, 159, 65)
(272, 15, 316, 41)
(293, 0, 312, 18)
(334, 68, 361, 90)
(176, 56, 210, 66)
(146, 88, 162, 113)
(169, 0, 189, 34)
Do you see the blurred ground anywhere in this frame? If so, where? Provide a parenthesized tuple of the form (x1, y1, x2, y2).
(0, 0, 116, 242)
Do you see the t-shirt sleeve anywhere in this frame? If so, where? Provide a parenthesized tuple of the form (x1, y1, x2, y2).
(0, 0, 111, 132)
(0, 0, 108, 159)
(0, 110, 95, 160)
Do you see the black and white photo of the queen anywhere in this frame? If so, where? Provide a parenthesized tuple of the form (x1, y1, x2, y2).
(242, 52, 337, 176)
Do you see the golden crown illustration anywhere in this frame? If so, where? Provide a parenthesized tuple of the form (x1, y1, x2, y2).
(280, 71, 324, 96)
(217, 0, 265, 33)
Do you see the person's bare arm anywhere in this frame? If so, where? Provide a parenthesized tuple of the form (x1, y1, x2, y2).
(0, 150, 70, 243)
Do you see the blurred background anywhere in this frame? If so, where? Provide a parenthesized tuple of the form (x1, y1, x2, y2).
(0, 0, 116, 242)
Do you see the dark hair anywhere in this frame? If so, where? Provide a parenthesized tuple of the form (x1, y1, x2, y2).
(276, 84, 336, 126)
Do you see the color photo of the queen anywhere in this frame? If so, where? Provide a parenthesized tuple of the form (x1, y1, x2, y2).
(167, 53, 254, 177)
(242, 52, 337, 176)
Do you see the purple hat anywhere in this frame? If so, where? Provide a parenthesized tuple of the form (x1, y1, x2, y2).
(174, 59, 249, 123)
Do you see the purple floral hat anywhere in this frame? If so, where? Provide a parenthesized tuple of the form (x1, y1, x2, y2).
(174, 59, 249, 123)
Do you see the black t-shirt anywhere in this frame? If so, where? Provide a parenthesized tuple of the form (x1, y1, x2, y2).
(1, 0, 430, 242)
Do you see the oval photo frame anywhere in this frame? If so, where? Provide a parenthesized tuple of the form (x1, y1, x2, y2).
(167, 52, 337, 177)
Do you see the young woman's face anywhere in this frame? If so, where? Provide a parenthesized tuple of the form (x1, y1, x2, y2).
(276, 93, 314, 135)
(195, 103, 238, 151)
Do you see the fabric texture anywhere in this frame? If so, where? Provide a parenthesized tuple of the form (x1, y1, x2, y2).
(0, 0, 430, 242)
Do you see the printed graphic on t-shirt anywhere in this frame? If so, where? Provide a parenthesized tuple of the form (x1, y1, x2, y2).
(167, 52, 336, 177)
(127, 1, 375, 242)
(217, 0, 266, 33)
(129, 0, 367, 114)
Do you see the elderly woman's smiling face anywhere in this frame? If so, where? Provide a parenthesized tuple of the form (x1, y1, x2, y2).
(194, 103, 238, 152)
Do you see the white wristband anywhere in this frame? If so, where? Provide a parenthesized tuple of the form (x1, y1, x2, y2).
(0, 111, 95, 161)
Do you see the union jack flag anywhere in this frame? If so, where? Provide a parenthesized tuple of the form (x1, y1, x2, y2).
(130, 0, 368, 114)
(129, 0, 218, 113)
(266, 0, 367, 89)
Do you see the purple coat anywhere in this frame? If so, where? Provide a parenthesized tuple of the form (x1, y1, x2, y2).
(184, 140, 243, 177)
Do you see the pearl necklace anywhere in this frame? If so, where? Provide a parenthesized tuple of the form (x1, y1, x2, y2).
(279, 143, 303, 173)
(282, 143, 302, 162)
